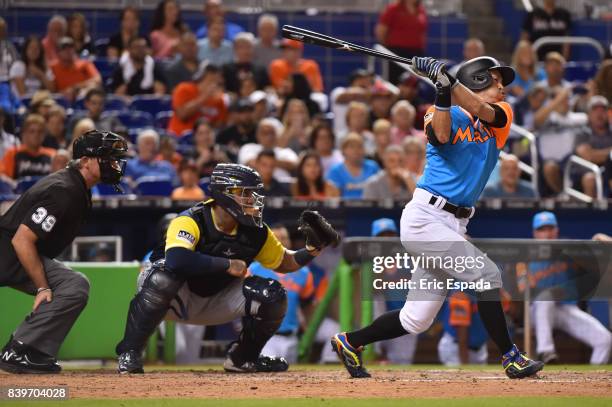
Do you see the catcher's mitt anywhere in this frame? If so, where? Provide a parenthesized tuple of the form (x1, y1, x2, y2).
(298, 210, 341, 251)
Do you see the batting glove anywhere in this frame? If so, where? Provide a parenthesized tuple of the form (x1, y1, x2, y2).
(412, 57, 445, 83)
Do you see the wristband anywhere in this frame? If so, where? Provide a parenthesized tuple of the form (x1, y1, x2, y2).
(37, 287, 51, 294)
(295, 248, 316, 266)
(434, 82, 451, 111)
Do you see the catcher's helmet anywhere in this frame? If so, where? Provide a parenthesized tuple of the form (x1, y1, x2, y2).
(72, 130, 128, 187)
(456, 56, 515, 91)
(209, 163, 265, 228)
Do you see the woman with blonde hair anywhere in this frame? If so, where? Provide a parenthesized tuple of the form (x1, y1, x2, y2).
(508, 40, 545, 98)
(344, 101, 375, 154)
(67, 13, 94, 56)
(279, 98, 312, 153)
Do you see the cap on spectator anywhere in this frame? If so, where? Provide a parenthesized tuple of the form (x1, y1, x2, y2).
(230, 98, 254, 112)
(372, 80, 398, 96)
(587, 95, 609, 110)
(399, 71, 419, 87)
(349, 68, 373, 84)
(533, 211, 558, 230)
(30, 90, 56, 108)
(371, 218, 398, 237)
(59, 36, 75, 49)
(280, 38, 304, 50)
(249, 90, 267, 105)
(544, 51, 566, 65)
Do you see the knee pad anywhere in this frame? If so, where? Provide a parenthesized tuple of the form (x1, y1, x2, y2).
(242, 275, 287, 318)
(399, 303, 435, 334)
(140, 268, 184, 310)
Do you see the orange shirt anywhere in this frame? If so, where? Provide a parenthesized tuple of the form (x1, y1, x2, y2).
(167, 82, 228, 136)
(2, 145, 56, 179)
(51, 59, 100, 91)
(269, 58, 324, 92)
(171, 186, 206, 201)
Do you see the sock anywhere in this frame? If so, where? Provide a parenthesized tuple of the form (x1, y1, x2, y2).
(345, 309, 407, 349)
(476, 289, 514, 355)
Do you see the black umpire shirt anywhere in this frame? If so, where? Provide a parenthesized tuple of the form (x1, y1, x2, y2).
(0, 164, 92, 286)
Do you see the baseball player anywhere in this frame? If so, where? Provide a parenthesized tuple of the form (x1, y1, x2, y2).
(251, 225, 315, 364)
(332, 56, 544, 379)
(115, 163, 339, 374)
(438, 290, 488, 366)
(525, 211, 612, 364)
(0, 130, 128, 374)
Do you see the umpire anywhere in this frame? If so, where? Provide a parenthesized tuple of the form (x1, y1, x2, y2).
(0, 130, 127, 374)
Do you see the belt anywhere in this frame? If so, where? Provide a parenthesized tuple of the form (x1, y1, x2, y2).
(428, 196, 474, 219)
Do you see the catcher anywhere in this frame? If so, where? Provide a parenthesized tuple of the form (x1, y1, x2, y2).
(115, 163, 339, 373)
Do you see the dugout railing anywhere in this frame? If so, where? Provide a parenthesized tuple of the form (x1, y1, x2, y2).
(563, 154, 605, 203)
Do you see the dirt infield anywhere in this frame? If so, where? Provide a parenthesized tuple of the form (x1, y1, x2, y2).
(2, 367, 611, 399)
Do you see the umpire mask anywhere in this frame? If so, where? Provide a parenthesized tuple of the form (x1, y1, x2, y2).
(73, 130, 128, 189)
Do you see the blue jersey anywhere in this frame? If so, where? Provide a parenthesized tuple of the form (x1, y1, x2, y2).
(249, 262, 314, 333)
(417, 103, 513, 207)
(326, 159, 380, 199)
(441, 290, 488, 349)
(526, 260, 578, 304)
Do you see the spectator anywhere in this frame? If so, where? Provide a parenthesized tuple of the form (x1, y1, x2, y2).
(269, 39, 324, 93)
(253, 149, 290, 197)
(292, 151, 340, 199)
(575, 96, 612, 198)
(534, 87, 587, 195)
(375, 0, 428, 84)
(253, 14, 282, 68)
(279, 74, 321, 119)
(150, 0, 186, 59)
(309, 124, 343, 174)
(402, 136, 426, 179)
(482, 154, 537, 199)
(71, 118, 95, 144)
(526, 212, 612, 364)
(108, 6, 141, 59)
(1, 114, 55, 179)
(396, 71, 429, 130)
(196, 0, 245, 41)
(217, 98, 257, 160)
(0, 107, 19, 159)
(50, 149, 70, 173)
(69, 88, 123, 135)
(344, 101, 374, 154)
(188, 118, 229, 177)
(222, 32, 269, 95)
(438, 290, 488, 366)
(43, 105, 69, 150)
(591, 60, 612, 105)
(50, 37, 101, 101)
(514, 83, 548, 130)
(521, 0, 571, 60)
(390, 100, 424, 145)
(238, 117, 297, 181)
(369, 83, 397, 128)
(279, 98, 312, 153)
(9, 35, 54, 97)
(508, 40, 546, 100)
(537, 51, 570, 91)
(330, 68, 374, 137)
(171, 161, 206, 201)
(165, 32, 200, 92)
(254, 225, 315, 364)
(372, 118, 392, 166)
(27, 90, 56, 118)
(125, 129, 177, 183)
(249, 90, 270, 122)
(156, 136, 183, 170)
(326, 132, 380, 199)
(448, 38, 485, 76)
(363, 145, 415, 200)
(109, 36, 167, 97)
(67, 13, 94, 57)
(0, 17, 18, 84)
(197, 18, 233, 66)
(167, 62, 227, 135)
(42, 15, 67, 66)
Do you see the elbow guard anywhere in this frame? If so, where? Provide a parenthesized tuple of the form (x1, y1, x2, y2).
(483, 103, 508, 128)
(165, 247, 230, 277)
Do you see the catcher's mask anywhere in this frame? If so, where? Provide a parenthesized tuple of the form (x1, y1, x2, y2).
(72, 130, 128, 189)
(209, 163, 265, 228)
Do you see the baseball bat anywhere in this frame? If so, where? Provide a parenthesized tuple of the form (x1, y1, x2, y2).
(281, 25, 414, 66)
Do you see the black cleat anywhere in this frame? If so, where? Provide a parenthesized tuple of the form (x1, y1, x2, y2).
(502, 344, 544, 379)
(255, 355, 289, 372)
(223, 342, 288, 373)
(0, 339, 61, 374)
(117, 350, 144, 374)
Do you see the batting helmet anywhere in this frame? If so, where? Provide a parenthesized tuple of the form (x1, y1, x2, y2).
(72, 130, 128, 187)
(209, 163, 265, 228)
(456, 56, 515, 91)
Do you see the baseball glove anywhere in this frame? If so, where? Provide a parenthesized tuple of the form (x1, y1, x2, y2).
(298, 210, 341, 251)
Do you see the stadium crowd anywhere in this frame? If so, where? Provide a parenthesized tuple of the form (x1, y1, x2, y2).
(0, 0, 610, 202)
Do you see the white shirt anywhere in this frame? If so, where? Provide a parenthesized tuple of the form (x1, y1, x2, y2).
(537, 111, 588, 162)
(9, 60, 54, 96)
(237, 144, 298, 182)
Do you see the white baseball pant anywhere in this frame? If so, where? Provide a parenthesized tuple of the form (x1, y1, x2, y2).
(438, 332, 488, 366)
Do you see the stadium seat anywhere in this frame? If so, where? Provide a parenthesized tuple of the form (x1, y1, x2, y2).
(130, 95, 172, 116)
(178, 131, 193, 146)
(51, 94, 70, 109)
(154, 111, 173, 130)
(107, 111, 154, 130)
(0, 179, 15, 196)
(74, 94, 127, 111)
(14, 176, 43, 194)
(135, 176, 174, 196)
(93, 58, 118, 80)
